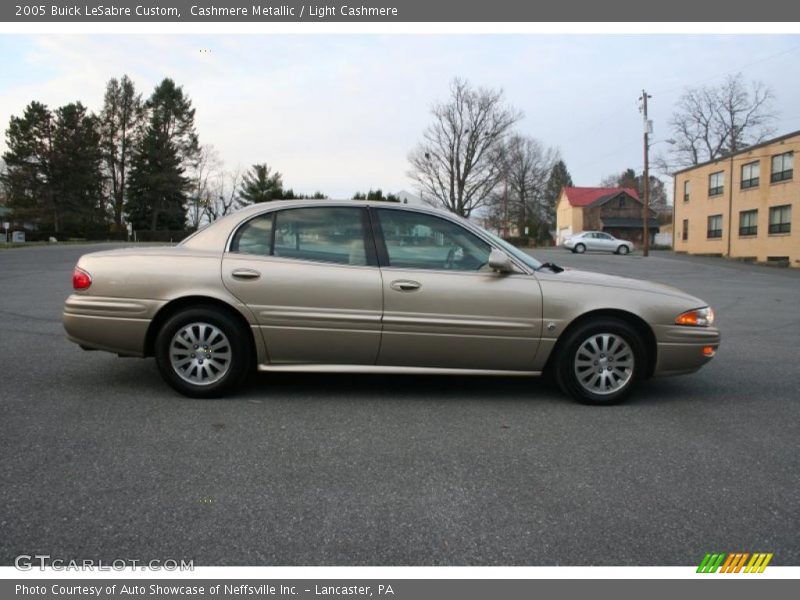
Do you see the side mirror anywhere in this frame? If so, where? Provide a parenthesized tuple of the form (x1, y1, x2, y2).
(488, 248, 515, 273)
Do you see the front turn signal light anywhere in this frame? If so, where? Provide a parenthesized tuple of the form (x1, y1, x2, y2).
(675, 307, 714, 327)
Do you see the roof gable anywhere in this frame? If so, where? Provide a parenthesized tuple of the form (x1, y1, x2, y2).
(563, 186, 640, 207)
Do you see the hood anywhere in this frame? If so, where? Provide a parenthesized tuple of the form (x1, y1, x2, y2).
(550, 268, 702, 302)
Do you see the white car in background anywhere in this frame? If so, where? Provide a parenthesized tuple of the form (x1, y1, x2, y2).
(563, 231, 634, 255)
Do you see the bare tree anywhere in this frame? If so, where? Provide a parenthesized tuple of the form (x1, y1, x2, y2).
(600, 168, 668, 211)
(204, 167, 242, 223)
(186, 144, 223, 229)
(664, 74, 776, 169)
(487, 135, 557, 234)
(408, 78, 522, 217)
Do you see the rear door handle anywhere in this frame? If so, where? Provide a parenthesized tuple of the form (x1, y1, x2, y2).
(231, 268, 261, 280)
(390, 279, 421, 292)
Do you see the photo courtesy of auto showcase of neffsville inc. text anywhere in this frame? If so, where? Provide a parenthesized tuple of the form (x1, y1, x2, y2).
(1, 1, 798, 597)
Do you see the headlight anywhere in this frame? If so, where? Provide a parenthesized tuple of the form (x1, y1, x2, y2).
(675, 307, 715, 327)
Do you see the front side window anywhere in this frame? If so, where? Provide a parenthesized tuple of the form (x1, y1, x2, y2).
(771, 152, 793, 183)
(707, 214, 723, 239)
(739, 209, 758, 236)
(272, 207, 369, 265)
(741, 161, 760, 189)
(377, 209, 491, 271)
(708, 171, 724, 196)
(769, 205, 792, 234)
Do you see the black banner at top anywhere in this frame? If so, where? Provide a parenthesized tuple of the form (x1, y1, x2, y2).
(3, 0, 800, 22)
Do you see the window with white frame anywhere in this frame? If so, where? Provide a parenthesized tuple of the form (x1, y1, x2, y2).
(771, 152, 793, 183)
(741, 161, 760, 189)
(769, 205, 791, 234)
(707, 214, 723, 239)
(739, 210, 758, 236)
(708, 171, 724, 196)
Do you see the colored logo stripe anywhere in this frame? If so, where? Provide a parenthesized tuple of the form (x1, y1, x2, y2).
(698, 552, 773, 573)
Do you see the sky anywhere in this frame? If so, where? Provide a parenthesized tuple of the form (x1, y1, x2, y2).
(1, 34, 799, 200)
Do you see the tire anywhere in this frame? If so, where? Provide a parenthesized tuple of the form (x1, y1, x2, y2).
(553, 317, 646, 405)
(574, 243, 586, 254)
(617, 245, 630, 255)
(155, 306, 252, 398)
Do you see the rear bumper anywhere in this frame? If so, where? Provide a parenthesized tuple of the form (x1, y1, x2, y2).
(653, 325, 721, 376)
(63, 294, 163, 357)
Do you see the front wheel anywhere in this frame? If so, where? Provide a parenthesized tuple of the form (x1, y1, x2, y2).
(574, 243, 586, 254)
(616, 245, 630, 255)
(554, 318, 645, 405)
(155, 306, 251, 398)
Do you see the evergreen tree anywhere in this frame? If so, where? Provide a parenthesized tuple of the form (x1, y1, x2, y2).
(239, 164, 283, 203)
(352, 189, 401, 202)
(542, 160, 573, 228)
(2, 102, 55, 228)
(3, 101, 103, 234)
(51, 102, 105, 232)
(126, 123, 187, 230)
(100, 75, 144, 229)
(126, 79, 198, 230)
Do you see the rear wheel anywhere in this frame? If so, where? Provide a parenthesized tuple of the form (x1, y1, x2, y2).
(574, 243, 586, 254)
(155, 306, 251, 398)
(554, 317, 645, 405)
(617, 245, 630, 255)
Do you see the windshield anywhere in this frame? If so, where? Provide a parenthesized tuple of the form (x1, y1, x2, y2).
(480, 228, 543, 271)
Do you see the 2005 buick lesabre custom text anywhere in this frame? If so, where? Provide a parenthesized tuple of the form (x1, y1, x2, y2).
(63, 201, 720, 405)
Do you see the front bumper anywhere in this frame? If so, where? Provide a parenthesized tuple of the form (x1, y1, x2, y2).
(63, 294, 164, 357)
(653, 324, 721, 376)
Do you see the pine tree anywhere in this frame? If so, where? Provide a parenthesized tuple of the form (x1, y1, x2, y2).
(352, 189, 400, 202)
(3, 101, 104, 234)
(125, 79, 198, 230)
(542, 160, 573, 228)
(2, 102, 55, 228)
(51, 102, 105, 232)
(239, 164, 283, 203)
(100, 75, 143, 229)
(126, 122, 187, 230)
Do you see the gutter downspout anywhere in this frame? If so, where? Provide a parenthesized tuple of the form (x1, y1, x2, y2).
(672, 173, 677, 250)
(727, 153, 734, 257)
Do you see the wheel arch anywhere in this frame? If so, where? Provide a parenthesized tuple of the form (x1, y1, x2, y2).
(144, 295, 258, 362)
(545, 308, 657, 378)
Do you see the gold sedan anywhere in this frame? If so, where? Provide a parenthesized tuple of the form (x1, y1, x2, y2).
(63, 201, 719, 404)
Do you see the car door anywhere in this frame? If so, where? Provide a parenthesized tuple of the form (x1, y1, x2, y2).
(595, 232, 616, 251)
(585, 232, 602, 251)
(372, 208, 542, 371)
(222, 206, 383, 365)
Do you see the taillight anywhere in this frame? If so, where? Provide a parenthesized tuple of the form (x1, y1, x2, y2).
(72, 267, 92, 291)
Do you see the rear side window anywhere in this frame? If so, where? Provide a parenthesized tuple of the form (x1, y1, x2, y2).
(230, 214, 273, 256)
(273, 207, 369, 266)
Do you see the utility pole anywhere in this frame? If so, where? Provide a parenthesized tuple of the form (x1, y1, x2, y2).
(640, 90, 652, 257)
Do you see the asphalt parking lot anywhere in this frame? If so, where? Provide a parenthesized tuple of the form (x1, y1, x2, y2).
(1, 243, 798, 566)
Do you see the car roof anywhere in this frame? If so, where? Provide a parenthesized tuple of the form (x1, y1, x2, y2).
(181, 199, 475, 251)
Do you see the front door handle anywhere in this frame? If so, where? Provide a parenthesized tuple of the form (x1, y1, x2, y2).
(231, 268, 261, 280)
(390, 279, 422, 292)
